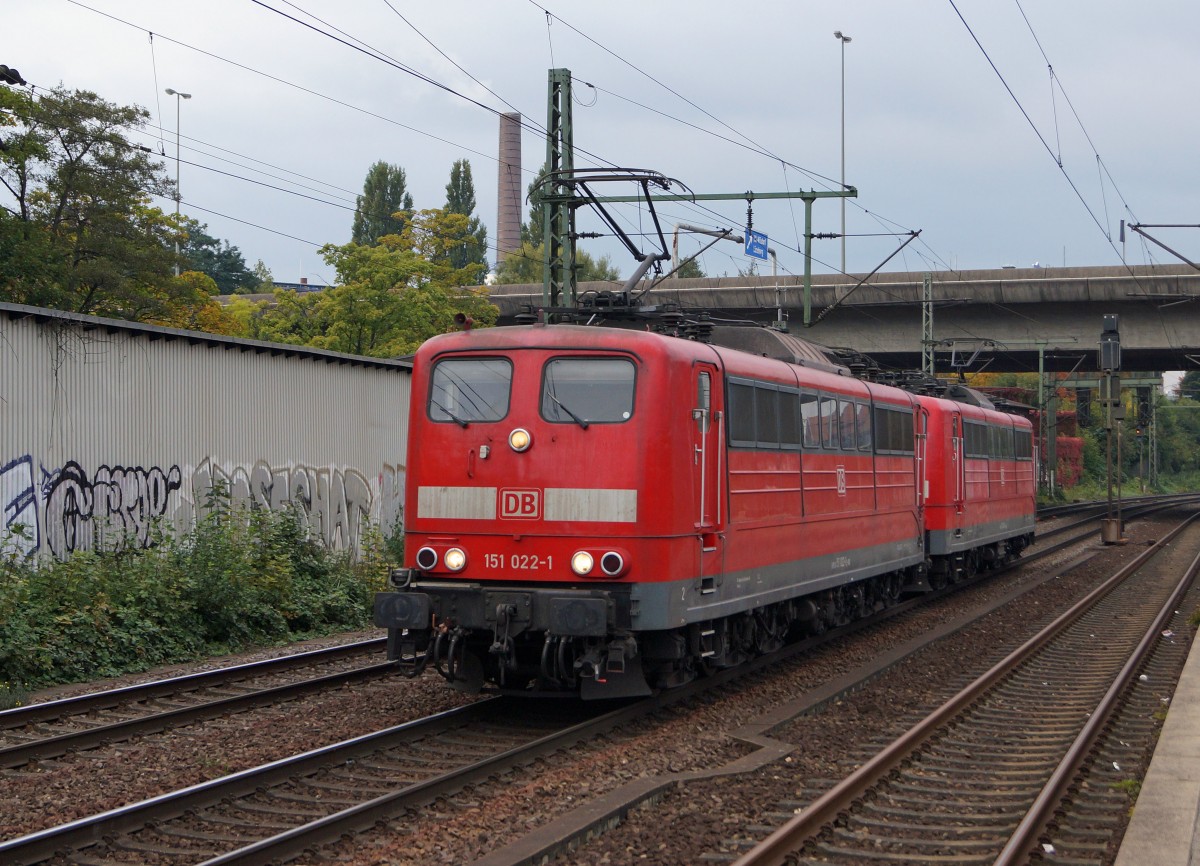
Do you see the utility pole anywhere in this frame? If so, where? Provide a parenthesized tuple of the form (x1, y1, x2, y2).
(921, 273, 934, 375)
(542, 69, 575, 313)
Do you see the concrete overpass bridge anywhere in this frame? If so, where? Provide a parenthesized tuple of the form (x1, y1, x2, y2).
(485, 265, 1200, 376)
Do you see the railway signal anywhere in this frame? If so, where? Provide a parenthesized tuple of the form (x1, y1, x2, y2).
(1099, 315, 1124, 544)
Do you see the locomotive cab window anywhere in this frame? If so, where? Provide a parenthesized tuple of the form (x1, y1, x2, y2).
(429, 357, 512, 424)
(541, 357, 635, 424)
(695, 372, 711, 432)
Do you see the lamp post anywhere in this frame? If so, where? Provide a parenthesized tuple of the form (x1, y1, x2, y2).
(164, 87, 191, 276)
(833, 31, 851, 275)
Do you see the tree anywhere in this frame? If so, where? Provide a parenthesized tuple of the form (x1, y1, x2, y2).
(674, 257, 705, 279)
(520, 164, 549, 246)
(442, 159, 488, 273)
(250, 259, 274, 288)
(1157, 390, 1200, 476)
(178, 217, 260, 294)
(0, 83, 200, 321)
(319, 209, 496, 355)
(351, 161, 413, 245)
(148, 271, 242, 334)
(1178, 370, 1200, 400)
(248, 210, 497, 357)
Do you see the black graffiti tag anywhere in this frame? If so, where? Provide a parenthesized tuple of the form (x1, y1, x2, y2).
(43, 461, 183, 558)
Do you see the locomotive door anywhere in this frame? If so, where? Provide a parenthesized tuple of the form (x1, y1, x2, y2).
(692, 365, 723, 587)
(952, 413, 965, 513)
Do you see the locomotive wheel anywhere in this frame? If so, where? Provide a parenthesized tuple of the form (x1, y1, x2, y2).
(754, 608, 785, 654)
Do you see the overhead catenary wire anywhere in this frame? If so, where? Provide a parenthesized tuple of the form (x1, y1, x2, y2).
(376, 0, 529, 121)
(155, 196, 324, 247)
(146, 32, 166, 154)
(948, 0, 1124, 257)
(514, 0, 961, 273)
(66, 0, 517, 173)
(123, 128, 360, 203)
(67, 0, 700, 255)
(1012, 0, 1141, 231)
(76, 1, 700, 258)
(244, 0, 631, 177)
(62, 0, 936, 282)
(45, 0, 1153, 291)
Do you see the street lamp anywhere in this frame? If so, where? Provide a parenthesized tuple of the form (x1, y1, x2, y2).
(165, 87, 192, 276)
(833, 31, 851, 275)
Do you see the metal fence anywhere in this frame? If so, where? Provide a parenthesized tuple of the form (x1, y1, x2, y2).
(1, 303, 411, 560)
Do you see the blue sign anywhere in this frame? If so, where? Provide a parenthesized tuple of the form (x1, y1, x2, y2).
(745, 228, 768, 261)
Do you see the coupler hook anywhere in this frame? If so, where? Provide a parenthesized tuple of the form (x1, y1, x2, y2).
(489, 604, 518, 686)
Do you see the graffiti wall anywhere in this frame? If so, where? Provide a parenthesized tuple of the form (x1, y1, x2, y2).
(1, 304, 411, 560)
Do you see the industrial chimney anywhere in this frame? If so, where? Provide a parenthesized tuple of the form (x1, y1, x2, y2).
(496, 112, 522, 265)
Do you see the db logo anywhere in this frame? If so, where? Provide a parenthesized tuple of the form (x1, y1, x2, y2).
(500, 488, 541, 519)
(836, 466, 847, 496)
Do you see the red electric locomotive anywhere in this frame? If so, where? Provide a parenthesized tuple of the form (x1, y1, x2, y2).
(374, 322, 1035, 698)
(916, 394, 1036, 584)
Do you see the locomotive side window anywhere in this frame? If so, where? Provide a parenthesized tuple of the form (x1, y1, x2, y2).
(429, 358, 512, 423)
(964, 421, 988, 458)
(819, 397, 838, 448)
(726, 377, 805, 450)
(838, 399, 858, 450)
(1014, 428, 1033, 460)
(993, 425, 1014, 458)
(855, 402, 873, 451)
(755, 386, 780, 448)
(541, 358, 635, 424)
(873, 406, 915, 454)
(801, 393, 820, 448)
(728, 380, 756, 446)
(779, 390, 802, 449)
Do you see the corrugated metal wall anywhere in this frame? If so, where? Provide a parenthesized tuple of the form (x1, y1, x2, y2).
(1, 305, 411, 560)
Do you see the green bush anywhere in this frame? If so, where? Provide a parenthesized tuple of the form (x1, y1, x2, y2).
(0, 500, 390, 695)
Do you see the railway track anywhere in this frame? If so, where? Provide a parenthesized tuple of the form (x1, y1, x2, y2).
(3, 497, 1192, 865)
(463, 502, 1200, 866)
(1, 688, 671, 864)
(0, 638, 387, 769)
(729, 510, 1200, 866)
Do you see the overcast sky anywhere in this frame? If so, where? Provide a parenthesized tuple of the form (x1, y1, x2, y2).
(8, 0, 1200, 289)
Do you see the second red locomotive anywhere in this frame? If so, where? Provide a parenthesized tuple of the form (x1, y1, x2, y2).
(374, 322, 1035, 698)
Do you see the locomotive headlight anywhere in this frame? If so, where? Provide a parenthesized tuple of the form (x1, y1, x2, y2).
(415, 547, 438, 570)
(571, 551, 594, 575)
(600, 551, 625, 576)
(509, 428, 532, 452)
(444, 547, 467, 572)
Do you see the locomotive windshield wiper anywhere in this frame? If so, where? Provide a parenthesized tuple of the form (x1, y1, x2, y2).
(545, 390, 589, 429)
(432, 401, 469, 428)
